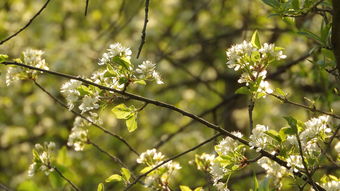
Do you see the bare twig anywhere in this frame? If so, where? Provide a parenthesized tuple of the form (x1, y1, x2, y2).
(136, 0, 150, 58)
(0, 0, 51, 45)
(32, 79, 139, 155)
(0, 62, 325, 190)
(85, 0, 90, 16)
(248, 97, 255, 130)
(87, 139, 136, 179)
(53, 167, 80, 191)
(269, 93, 340, 119)
(124, 133, 222, 190)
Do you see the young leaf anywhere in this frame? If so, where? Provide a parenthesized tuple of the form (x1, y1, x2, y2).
(126, 114, 137, 132)
(0, 54, 8, 62)
(97, 183, 104, 191)
(235, 86, 251, 95)
(261, 0, 280, 8)
(180, 185, 192, 191)
(253, 173, 259, 191)
(251, 30, 261, 48)
(284, 116, 298, 134)
(120, 168, 131, 182)
(140, 166, 152, 174)
(194, 188, 204, 191)
(264, 130, 282, 142)
(105, 174, 122, 183)
(112, 104, 133, 119)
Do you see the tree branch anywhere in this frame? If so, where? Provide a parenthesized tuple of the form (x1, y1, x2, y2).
(53, 167, 80, 191)
(136, 0, 150, 58)
(0, 62, 325, 190)
(0, 0, 51, 45)
(32, 79, 139, 155)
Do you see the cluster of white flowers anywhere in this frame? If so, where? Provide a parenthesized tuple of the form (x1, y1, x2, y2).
(6, 49, 49, 86)
(225, 38, 286, 97)
(249, 124, 271, 152)
(136, 61, 163, 84)
(208, 132, 245, 191)
(90, 70, 124, 90)
(67, 117, 89, 151)
(79, 94, 100, 114)
(98, 43, 132, 65)
(28, 142, 56, 177)
(60, 79, 82, 110)
(136, 149, 181, 189)
(257, 157, 288, 188)
(320, 180, 340, 191)
(301, 115, 331, 142)
(194, 153, 215, 171)
(286, 155, 304, 173)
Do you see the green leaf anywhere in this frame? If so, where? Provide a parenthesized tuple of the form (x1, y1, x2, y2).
(180, 185, 192, 191)
(0, 54, 8, 62)
(118, 77, 129, 85)
(291, 0, 300, 9)
(253, 173, 259, 191)
(97, 183, 104, 191)
(126, 114, 137, 132)
(111, 56, 131, 70)
(105, 174, 122, 183)
(235, 86, 251, 95)
(77, 85, 92, 96)
(261, 0, 280, 8)
(120, 168, 131, 182)
(112, 104, 134, 119)
(251, 30, 261, 48)
(134, 79, 146, 85)
(284, 116, 298, 134)
(275, 88, 286, 97)
(298, 30, 324, 46)
(194, 188, 204, 191)
(264, 130, 282, 142)
(140, 166, 152, 174)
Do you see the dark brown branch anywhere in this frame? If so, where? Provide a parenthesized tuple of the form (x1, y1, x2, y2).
(54, 167, 80, 191)
(0, 0, 51, 45)
(84, 0, 90, 16)
(124, 133, 223, 190)
(32, 80, 139, 155)
(136, 0, 150, 58)
(0, 62, 325, 190)
(332, 0, 340, 74)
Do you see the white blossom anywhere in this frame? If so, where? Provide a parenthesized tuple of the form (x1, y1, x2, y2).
(60, 80, 82, 110)
(215, 131, 243, 155)
(23, 49, 49, 70)
(321, 180, 340, 191)
(98, 43, 132, 65)
(301, 115, 331, 142)
(249, 124, 270, 152)
(67, 126, 88, 151)
(286, 155, 304, 173)
(136, 148, 165, 164)
(79, 94, 100, 113)
(257, 157, 288, 180)
(28, 142, 56, 177)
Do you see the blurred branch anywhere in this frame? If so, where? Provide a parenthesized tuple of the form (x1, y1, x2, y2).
(269, 93, 340, 119)
(85, 0, 90, 16)
(0, 0, 51, 45)
(332, 0, 340, 74)
(87, 139, 136, 179)
(136, 0, 150, 58)
(0, 62, 325, 190)
(0, 182, 13, 191)
(53, 167, 80, 191)
(32, 79, 140, 156)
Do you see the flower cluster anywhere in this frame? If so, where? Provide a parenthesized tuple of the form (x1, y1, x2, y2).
(136, 61, 163, 84)
(194, 153, 215, 171)
(6, 49, 49, 86)
(67, 117, 89, 151)
(28, 142, 56, 177)
(257, 157, 288, 188)
(249, 124, 272, 152)
(225, 32, 286, 98)
(98, 43, 132, 66)
(60, 79, 82, 110)
(136, 149, 181, 189)
(208, 132, 246, 191)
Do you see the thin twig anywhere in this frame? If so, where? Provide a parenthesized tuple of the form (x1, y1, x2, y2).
(295, 132, 319, 191)
(124, 133, 223, 190)
(0, 0, 51, 45)
(32, 79, 139, 155)
(248, 97, 255, 130)
(84, 0, 90, 16)
(53, 167, 80, 191)
(87, 139, 136, 179)
(247, 154, 263, 163)
(269, 93, 340, 119)
(0, 62, 325, 190)
(0, 183, 13, 191)
(136, 0, 150, 58)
